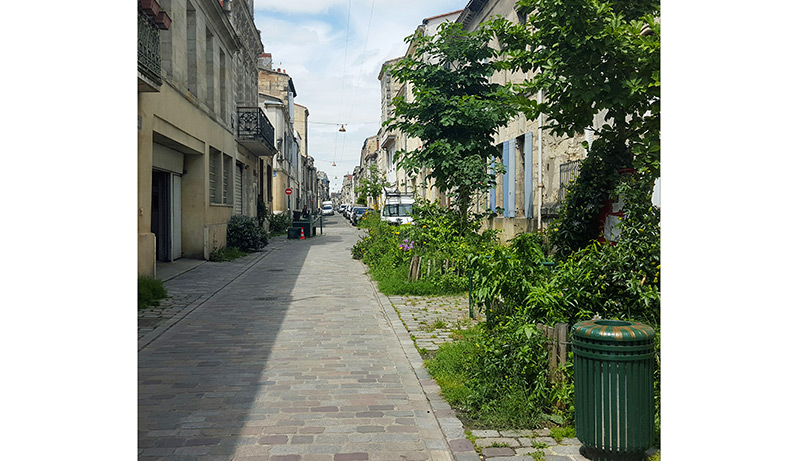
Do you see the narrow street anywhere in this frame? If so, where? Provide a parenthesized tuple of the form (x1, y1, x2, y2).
(138, 217, 474, 461)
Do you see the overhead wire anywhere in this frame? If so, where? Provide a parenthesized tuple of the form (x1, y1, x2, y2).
(333, 0, 353, 168)
(345, 0, 376, 126)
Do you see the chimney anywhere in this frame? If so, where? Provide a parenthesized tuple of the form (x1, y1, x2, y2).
(257, 53, 273, 71)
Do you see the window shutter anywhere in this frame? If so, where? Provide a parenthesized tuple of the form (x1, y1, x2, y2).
(502, 141, 509, 217)
(209, 151, 218, 202)
(524, 132, 533, 218)
(235, 162, 244, 214)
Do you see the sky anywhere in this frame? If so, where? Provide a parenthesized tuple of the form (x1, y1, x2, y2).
(253, 0, 468, 193)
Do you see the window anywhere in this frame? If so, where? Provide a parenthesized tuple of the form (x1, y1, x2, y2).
(219, 48, 227, 119)
(206, 29, 214, 110)
(559, 160, 582, 204)
(209, 149, 233, 205)
(186, 3, 197, 94)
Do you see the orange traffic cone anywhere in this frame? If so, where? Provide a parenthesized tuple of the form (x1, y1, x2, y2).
(300, 227, 305, 240)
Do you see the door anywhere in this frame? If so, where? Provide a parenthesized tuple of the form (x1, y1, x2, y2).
(170, 174, 182, 261)
(151, 171, 170, 261)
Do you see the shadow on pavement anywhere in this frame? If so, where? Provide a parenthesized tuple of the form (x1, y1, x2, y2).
(138, 238, 313, 459)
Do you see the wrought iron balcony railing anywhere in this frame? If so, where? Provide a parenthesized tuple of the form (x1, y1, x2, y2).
(237, 107, 276, 156)
(138, 8, 162, 88)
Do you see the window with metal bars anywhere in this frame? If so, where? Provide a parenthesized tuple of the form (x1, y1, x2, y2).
(559, 159, 582, 204)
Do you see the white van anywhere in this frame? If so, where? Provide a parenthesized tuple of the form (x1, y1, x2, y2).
(381, 194, 415, 225)
(321, 200, 334, 216)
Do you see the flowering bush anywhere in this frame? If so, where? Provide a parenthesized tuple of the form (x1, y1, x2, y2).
(352, 199, 500, 294)
(399, 239, 414, 252)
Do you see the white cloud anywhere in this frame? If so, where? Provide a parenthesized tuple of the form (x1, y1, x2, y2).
(254, 0, 468, 191)
(254, 0, 346, 15)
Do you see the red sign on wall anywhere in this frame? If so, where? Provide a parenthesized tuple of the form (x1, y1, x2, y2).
(285, 188, 292, 195)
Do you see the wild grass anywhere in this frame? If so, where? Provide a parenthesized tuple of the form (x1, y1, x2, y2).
(549, 426, 576, 443)
(209, 246, 248, 262)
(371, 265, 463, 296)
(138, 276, 167, 309)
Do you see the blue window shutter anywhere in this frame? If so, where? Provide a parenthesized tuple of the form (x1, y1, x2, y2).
(508, 138, 516, 217)
(502, 141, 509, 217)
(524, 132, 533, 218)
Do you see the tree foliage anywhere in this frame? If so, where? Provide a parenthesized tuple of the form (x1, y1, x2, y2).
(489, 0, 660, 252)
(491, 0, 660, 179)
(386, 21, 517, 225)
(355, 162, 389, 209)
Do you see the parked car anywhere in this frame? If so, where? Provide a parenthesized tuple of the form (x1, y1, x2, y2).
(344, 204, 353, 220)
(338, 204, 347, 214)
(321, 204, 334, 216)
(350, 206, 368, 226)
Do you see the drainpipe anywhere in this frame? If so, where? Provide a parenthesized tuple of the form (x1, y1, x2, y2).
(537, 89, 544, 231)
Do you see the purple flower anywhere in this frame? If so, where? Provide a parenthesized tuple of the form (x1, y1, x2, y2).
(399, 239, 415, 252)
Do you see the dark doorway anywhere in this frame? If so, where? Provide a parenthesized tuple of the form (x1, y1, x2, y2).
(151, 170, 170, 261)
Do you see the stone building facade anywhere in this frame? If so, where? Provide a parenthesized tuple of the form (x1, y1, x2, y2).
(258, 55, 302, 214)
(457, 0, 600, 242)
(137, 0, 272, 277)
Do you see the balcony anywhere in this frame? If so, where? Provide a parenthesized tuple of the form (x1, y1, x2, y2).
(237, 107, 278, 157)
(138, 7, 162, 91)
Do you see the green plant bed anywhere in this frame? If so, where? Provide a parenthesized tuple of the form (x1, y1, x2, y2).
(372, 265, 465, 296)
(423, 324, 560, 429)
(138, 276, 167, 309)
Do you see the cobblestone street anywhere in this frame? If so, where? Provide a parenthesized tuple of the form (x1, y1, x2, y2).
(138, 217, 607, 460)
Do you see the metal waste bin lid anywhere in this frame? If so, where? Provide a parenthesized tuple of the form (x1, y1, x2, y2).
(572, 319, 655, 343)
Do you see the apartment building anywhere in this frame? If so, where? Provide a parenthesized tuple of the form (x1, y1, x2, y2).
(137, 0, 274, 276)
(257, 55, 302, 214)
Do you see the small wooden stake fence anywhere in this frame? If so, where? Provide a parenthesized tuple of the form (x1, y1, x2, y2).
(408, 255, 455, 281)
(538, 322, 570, 381)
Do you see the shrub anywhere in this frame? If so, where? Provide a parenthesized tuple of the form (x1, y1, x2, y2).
(138, 276, 167, 309)
(469, 234, 552, 324)
(425, 321, 556, 428)
(266, 211, 292, 236)
(226, 215, 268, 252)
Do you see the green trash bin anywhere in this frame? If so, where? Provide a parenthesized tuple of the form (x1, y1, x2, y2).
(287, 227, 301, 239)
(572, 319, 656, 461)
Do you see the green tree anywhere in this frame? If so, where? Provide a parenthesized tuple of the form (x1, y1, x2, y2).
(386, 21, 517, 226)
(490, 0, 660, 252)
(355, 162, 389, 209)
